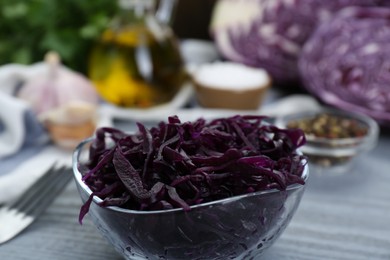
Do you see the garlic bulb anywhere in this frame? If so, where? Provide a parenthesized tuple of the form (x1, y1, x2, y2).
(17, 51, 99, 121)
(17, 51, 100, 149)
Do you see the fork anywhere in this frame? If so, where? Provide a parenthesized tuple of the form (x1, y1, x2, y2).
(0, 164, 73, 245)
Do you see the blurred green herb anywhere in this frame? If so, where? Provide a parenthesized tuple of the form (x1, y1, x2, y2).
(0, 0, 117, 74)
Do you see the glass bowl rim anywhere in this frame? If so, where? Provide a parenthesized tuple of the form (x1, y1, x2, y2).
(72, 137, 309, 215)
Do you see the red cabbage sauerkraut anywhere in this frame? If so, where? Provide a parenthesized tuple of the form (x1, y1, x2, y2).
(78, 115, 306, 222)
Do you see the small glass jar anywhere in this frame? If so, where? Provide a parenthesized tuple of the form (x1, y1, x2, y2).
(88, 0, 186, 108)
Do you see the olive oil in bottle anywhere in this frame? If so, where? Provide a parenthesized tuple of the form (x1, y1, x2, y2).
(89, 0, 186, 108)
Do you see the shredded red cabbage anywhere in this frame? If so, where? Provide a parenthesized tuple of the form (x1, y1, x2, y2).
(78, 115, 306, 223)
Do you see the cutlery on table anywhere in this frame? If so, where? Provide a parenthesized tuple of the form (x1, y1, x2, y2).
(0, 164, 72, 245)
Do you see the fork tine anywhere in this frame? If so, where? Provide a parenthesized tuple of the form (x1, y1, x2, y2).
(20, 167, 73, 217)
(0, 165, 73, 245)
(11, 165, 71, 216)
(10, 164, 60, 210)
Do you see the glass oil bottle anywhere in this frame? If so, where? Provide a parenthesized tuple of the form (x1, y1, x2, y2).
(88, 0, 186, 108)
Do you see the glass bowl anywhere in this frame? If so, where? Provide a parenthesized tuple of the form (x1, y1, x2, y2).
(72, 138, 309, 260)
(275, 107, 379, 174)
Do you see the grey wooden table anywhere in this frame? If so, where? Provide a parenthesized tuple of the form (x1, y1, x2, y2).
(1, 127, 389, 260)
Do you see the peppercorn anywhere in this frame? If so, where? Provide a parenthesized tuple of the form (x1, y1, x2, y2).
(286, 112, 369, 168)
(287, 113, 368, 139)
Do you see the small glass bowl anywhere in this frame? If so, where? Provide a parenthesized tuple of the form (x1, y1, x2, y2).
(72, 138, 308, 260)
(275, 107, 379, 174)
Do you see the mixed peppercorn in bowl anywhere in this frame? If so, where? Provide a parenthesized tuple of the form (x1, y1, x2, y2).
(276, 107, 379, 174)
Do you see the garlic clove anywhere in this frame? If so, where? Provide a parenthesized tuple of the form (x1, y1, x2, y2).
(42, 100, 98, 124)
(45, 119, 97, 150)
(43, 101, 98, 149)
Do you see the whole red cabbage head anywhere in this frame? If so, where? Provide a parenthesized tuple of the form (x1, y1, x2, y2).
(210, 0, 380, 86)
(299, 7, 390, 125)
